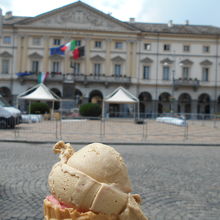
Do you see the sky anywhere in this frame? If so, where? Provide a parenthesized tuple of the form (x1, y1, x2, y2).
(0, 0, 220, 27)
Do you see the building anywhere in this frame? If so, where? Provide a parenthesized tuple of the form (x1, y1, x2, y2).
(1, 1, 220, 116)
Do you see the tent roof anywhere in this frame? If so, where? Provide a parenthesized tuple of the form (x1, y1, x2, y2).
(104, 87, 138, 104)
(17, 83, 60, 101)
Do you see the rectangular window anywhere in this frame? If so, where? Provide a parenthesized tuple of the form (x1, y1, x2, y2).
(115, 42, 123, 49)
(32, 60, 39, 73)
(163, 66, 170, 80)
(182, 67, 189, 79)
(53, 39, 61, 46)
(3, 36, 11, 44)
(32, 37, 41, 46)
(114, 64, 121, 76)
(203, 45, 210, 53)
(76, 40, 81, 46)
(202, 67, 209, 81)
(144, 43, 151, 51)
(94, 63, 101, 75)
(72, 62, 80, 74)
(183, 45, 190, 52)
(143, 66, 150, 79)
(2, 59, 9, 74)
(163, 44, 170, 51)
(52, 61, 60, 72)
(95, 41, 102, 48)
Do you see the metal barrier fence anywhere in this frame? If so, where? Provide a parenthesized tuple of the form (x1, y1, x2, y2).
(1, 113, 220, 144)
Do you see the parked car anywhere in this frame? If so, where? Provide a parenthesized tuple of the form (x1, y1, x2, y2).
(0, 96, 22, 128)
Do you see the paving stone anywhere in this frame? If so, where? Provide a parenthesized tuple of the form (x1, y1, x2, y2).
(1, 142, 220, 220)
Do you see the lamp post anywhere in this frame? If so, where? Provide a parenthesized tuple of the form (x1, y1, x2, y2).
(163, 62, 175, 114)
(170, 69, 175, 115)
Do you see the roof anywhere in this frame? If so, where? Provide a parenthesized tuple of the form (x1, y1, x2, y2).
(104, 87, 138, 104)
(18, 83, 60, 101)
(126, 22, 220, 35)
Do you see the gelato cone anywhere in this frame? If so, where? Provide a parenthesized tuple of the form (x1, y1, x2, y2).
(44, 141, 148, 220)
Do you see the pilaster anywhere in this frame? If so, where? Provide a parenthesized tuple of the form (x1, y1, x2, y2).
(85, 38, 90, 75)
(21, 35, 28, 72)
(43, 36, 49, 72)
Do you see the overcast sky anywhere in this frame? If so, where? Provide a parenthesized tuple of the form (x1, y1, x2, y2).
(0, 0, 219, 27)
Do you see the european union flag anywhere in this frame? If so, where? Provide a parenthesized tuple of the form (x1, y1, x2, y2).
(50, 45, 65, 55)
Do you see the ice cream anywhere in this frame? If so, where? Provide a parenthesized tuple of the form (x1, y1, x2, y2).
(44, 141, 148, 220)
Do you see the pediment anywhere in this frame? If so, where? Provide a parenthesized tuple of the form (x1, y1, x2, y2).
(90, 55, 105, 61)
(200, 59, 212, 65)
(160, 58, 173, 64)
(180, 59, 193, 65)
(111, 56, 125, 62)
(20, 2, 135, 32)
(141, 57, 153, 63)
(29, 52, 43, 59)
(0, 51, 13, 57)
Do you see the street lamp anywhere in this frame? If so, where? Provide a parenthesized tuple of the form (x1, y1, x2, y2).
(163, 61, 176, 114)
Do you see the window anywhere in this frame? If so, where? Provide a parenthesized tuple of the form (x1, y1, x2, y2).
(183, 45, 190, 52)
(115, 42, 123, 49)
(182, 67, 189, 79)
(95, 41, 102, 48)
(114, 64, 121, 76)
(94, 63, 101, 75)
(143, 66, 150, 79)
(32, 37, 41, 46)
(32, 60, 39, 73)
(2, 59, 9, 74)
(163, 44, 170, 51)
(52, 61, 60, 72)
(144, 43, 151, 51)
(203, 46, 210, 53)
(163, 66, 170, 80)
(3, 36, 11, 44)
(53, 39, 61, 46)
(72, 62, 80, 74)
(202, 67, 209, 81)
(76, 40, 81, 46)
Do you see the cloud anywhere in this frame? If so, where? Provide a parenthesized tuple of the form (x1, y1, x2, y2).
(1, 0, 220, 27)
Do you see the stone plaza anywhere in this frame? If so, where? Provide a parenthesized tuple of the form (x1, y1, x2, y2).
(1, 141, 220, 220)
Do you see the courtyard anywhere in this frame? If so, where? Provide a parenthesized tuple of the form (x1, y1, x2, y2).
(0, 118, 220, 145)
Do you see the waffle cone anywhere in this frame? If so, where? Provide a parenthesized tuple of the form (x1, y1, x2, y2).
(43, 199, 117, 220)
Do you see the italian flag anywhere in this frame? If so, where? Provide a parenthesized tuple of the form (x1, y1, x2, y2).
(38, 72, 49, 84)
(73, 46, 85, 60)
(61, 40, 77, 52)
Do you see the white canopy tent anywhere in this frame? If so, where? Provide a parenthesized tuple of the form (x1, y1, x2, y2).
(17, 83, 60, 115)
(102, 87, 139, 118)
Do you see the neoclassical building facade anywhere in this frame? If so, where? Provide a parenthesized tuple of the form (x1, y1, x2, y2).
(1, 1, 220, 116)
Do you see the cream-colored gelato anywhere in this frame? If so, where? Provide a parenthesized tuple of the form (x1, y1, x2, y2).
(46, 141, 148, 220)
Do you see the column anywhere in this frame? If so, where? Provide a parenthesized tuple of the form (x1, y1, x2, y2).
(191, 99, 198, 119)
(105, 39, 111, 76)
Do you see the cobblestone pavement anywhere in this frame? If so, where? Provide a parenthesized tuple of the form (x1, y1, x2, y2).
(1, 142, 220, 220)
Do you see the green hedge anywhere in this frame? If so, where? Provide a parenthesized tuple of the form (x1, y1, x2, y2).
(79, 103, 101, 117)
(30, 102, 50, 114)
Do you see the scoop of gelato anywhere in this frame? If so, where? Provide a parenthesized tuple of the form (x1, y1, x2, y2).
(67, 143, 131, 193)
